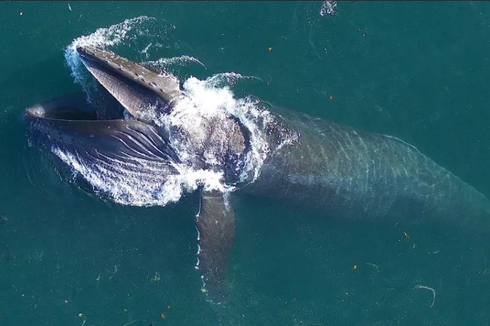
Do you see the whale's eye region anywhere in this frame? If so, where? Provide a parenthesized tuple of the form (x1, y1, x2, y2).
(25, 105, 98, 121)
(24, 92, 101, 122)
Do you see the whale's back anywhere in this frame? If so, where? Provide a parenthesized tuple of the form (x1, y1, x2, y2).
(242, 113, 490, 230)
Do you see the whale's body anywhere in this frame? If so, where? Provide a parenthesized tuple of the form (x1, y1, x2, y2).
(24, 46, 490, 304)
(242, 111, 490, 229)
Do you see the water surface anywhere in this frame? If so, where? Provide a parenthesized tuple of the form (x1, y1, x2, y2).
(1, 2, 490, 325)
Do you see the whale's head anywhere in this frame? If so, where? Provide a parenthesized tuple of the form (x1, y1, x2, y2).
(24, 46, 252, 206)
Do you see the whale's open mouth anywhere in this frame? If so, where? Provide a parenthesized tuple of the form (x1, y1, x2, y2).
(24, 89, 182, 206)
(24, 46, 256, 206)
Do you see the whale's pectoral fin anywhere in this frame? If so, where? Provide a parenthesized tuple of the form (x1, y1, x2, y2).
(195, 191, 235, 304)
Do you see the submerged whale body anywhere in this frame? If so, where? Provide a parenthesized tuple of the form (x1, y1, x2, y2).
(244, 111, 490, 227)
(24, 46, 490, 303)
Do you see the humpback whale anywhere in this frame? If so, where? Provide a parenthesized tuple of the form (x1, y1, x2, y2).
(24, 46, 490, 304)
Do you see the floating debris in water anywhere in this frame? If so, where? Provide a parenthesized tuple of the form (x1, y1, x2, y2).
(78, 313, 86, 326)
(414, 284, 436, 308)
(150, 271, 161, 282)
(365, 262, 380, 273)
(319, 1, 337, 16)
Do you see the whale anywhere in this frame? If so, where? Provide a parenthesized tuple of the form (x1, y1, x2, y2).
(24, 46, 490, 304)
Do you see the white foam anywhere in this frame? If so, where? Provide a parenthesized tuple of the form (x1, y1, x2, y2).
(158, 76, 273, 185)
(64, 16, 156, 89)
(144, 56, 207, 70)
(56, 17, 292, 208)
(204, 72, 262, 89)
(319, 1, 337, 16)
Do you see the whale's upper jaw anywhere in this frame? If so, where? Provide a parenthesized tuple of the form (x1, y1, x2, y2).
(76, 45, 182, 121)
(76, 46, 181, 102)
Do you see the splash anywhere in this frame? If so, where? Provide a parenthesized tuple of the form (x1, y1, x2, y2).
(159, 76, 273, 185)
(319, 1, 337, 16)
(144, 56, 207, 70)
(63, 16, 177, 104)
(54, 17, 288, 207)
(64, 16, 156, 88)
(202, 72, 262, 89)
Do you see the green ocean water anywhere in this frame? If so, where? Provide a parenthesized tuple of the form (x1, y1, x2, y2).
(1, 1, 490, 325)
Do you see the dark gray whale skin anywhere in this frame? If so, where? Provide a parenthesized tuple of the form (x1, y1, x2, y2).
(241, 109, 490, 230)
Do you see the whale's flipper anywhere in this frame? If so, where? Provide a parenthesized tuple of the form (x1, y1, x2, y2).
(196, 191, 235, 304)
